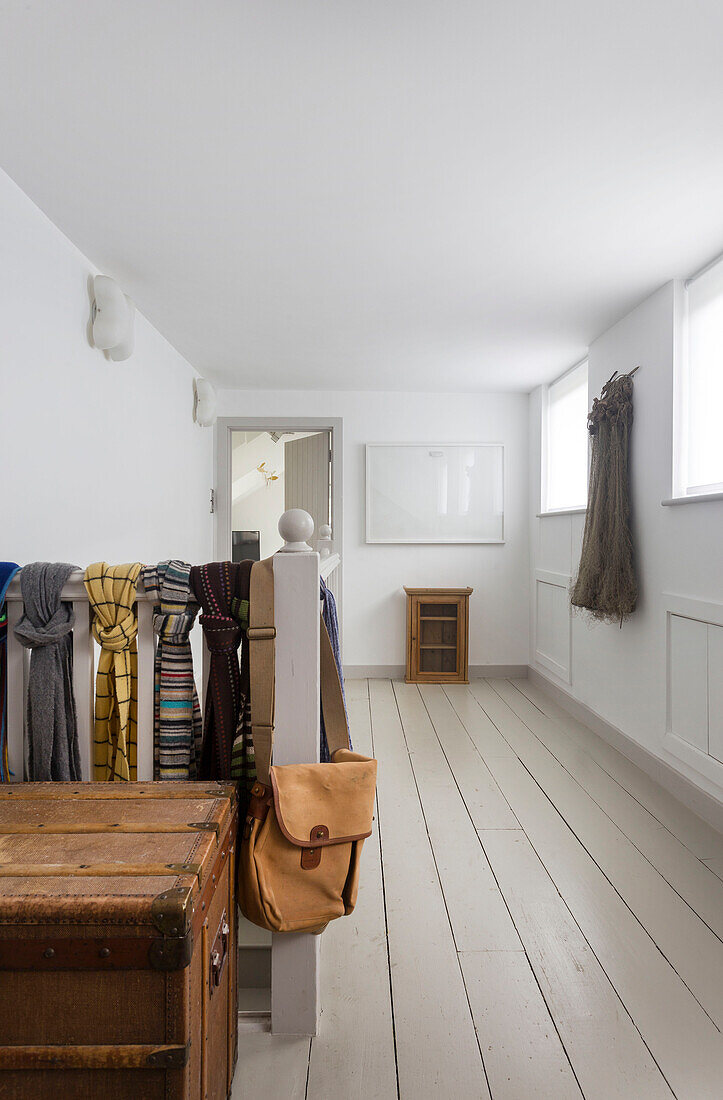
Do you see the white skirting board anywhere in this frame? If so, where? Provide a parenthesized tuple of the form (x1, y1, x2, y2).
(528, 666, 723, 836)
(344, 664, 528, 680)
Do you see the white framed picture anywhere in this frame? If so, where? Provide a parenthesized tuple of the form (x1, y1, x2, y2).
(365, 443, 504, 544)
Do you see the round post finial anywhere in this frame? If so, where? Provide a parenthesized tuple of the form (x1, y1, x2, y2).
(278, 509, 314, 552)
(317, 523, 333, 559)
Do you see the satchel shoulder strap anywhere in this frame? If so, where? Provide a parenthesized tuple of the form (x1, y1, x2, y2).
(249, 557, 349, 785)
(249, 557, 276, 786)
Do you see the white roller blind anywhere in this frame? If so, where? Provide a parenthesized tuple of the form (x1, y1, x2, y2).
(544, 361, 589, 511)
(685, 262, 723, 493)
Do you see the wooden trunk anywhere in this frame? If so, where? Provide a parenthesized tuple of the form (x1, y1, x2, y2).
(0, 782, 238, 1100)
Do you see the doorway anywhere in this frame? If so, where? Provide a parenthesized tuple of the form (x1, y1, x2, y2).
(228, 429, 330, 560)
(214, 415, 343, 599)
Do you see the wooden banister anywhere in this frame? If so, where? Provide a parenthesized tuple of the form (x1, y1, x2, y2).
(3, 510, 336, 1036)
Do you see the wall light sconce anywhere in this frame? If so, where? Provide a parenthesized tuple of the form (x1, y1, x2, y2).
(193, 377, 217, 426)
(91, 275, 135, 361)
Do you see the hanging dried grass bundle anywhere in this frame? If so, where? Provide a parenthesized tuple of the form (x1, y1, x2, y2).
(570, 368, 639, 625)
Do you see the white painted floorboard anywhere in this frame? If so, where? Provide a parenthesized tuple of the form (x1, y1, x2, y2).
(474, 681, 723, 1032)
(235, 680, 723, 1099)
(305, 684, 397, 1100)
(513, 677, 723, 862)
(392, 681, 521, 952)
(493, 678, 723, 945)
(369, 678, 490, 1099)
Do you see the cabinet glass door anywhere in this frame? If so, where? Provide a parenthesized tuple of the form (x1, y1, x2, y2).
(416, 600, 460, 677)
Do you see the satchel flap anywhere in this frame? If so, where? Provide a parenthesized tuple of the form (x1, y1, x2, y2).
(269, 759, 377, 847)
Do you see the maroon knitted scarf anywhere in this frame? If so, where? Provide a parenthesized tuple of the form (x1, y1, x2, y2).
(190, 562, 243, 780)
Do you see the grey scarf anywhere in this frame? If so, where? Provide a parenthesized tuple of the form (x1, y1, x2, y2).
(14, 562, 82, 780)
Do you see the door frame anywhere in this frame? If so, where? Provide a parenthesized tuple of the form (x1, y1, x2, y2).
(214, 414, 343, 594)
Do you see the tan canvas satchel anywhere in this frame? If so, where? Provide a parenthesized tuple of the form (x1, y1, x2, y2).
(238, 557, 377, 934)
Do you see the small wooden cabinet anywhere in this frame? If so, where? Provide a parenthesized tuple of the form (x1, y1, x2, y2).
(404, 587, 473, 684)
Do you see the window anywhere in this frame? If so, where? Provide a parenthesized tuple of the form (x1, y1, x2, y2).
(680, 260, 723, 495)
(543, 360, 588, 512)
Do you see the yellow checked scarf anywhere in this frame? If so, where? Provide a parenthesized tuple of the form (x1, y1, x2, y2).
(84, 562, 143, 781)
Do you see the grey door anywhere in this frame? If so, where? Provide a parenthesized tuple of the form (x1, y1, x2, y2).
(284, 432, 331, 549)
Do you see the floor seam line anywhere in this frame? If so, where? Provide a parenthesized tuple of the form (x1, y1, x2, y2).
(370, 682, 402, 1100)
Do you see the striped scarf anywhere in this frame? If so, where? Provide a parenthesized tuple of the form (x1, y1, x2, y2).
(0, 563, 20, 782)
(84, 562, 143, 781)
(190, 562, 243, 780)
(141, 560, 202, 780)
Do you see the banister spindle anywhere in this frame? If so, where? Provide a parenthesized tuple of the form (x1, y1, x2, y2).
(72, 597, 94, 782)
(136, 599, 155, 782)
(5, 601, 25, 782)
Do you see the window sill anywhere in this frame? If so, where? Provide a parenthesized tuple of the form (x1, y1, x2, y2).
(661, 492, 723, 507)
(537, 508, 587, 518)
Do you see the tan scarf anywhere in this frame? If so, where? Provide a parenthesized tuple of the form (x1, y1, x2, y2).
(84, 562, 143, 781)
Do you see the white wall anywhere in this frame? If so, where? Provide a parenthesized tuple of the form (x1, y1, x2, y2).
(0, 169, 213, 567)
(530, 281, 723, 803)
(231, 432, 286, 558)
(218, 389, 530, 671)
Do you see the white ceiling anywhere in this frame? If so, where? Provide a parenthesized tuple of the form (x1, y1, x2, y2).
(2, 1, 723, 392)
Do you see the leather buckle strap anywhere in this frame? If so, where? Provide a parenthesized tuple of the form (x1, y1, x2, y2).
(245, 781, 272, 836)
(249, 557, 276, 784)
(248, 556, 351, 781)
